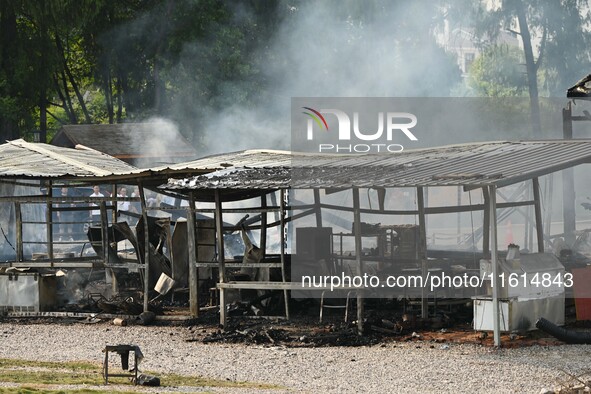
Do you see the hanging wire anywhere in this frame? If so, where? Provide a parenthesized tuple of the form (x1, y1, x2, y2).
(0, 224, 15, 252)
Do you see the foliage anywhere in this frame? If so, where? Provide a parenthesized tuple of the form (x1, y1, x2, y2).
(468, 45, 527, 97)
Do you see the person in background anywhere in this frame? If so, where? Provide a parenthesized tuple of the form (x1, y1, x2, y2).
(117, 187, 130, 213)
(89, 185, 104, 225)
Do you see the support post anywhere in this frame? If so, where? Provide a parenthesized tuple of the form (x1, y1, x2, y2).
(46, 181, 53, 259)
(15, 202, 22, 261)
(313, 189, 322, 227)
(280, 189, 289, 319)
(187, 191, 199, 317)
(489, 185, 501, 347)
(563, 102, 576, 245)
(352, 187, 364, 335)
(532, 178, 544, 253)
(111, 184, 117, 225)
(100, 202, 109, 265)
(138, 183, 150, 313)
(260, 193, 267, 259)
(215, 190, 227, 327)
(417, 187, 428, 319)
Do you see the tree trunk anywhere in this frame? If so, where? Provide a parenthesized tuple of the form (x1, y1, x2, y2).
(116, 75, 123, 122)
(514, 0, 542, 138)
(55, 35, 92, 124)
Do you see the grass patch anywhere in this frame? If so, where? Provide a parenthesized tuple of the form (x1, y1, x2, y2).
(0, 358, 281, 391)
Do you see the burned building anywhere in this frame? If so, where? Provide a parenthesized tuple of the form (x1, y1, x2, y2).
(2, 139, 591, 347)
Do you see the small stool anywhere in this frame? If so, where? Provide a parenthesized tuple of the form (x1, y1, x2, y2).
(102, 345, 139, 385)
(319, 290, 356, 323)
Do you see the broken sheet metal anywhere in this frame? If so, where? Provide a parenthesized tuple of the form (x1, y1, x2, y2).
(159, 140, 591, 192)
(567, 73, 591, 98)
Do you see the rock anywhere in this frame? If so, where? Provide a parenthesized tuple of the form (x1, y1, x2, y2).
(139, 311, 156, 325)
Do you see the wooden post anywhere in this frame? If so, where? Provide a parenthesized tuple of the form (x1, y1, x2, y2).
(489, 185, 501, 347)
(260, 192, 267, 259)
(165, 217, 174, 301)
(15, 202, 22, 261)
(100, 202, 109, 265)
(138, 184, 150, 313)
(187, 191, 199, 317)
(352, 187, 364, 335)
(563, 102, 576, 245)
(313, 189, 322, 227)
(532, 178, 544, 253)
(46, 181, 53, 259)
(215, 190, 227, 327)
(280, 189, 289, 319)
(417, 187, 428, 319)
(111, 184, 117, 224)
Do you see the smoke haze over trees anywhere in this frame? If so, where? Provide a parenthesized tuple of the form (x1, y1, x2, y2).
(1, 0, 590, 152)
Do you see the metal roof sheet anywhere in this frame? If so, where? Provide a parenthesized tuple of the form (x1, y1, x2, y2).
(0, 139, 140, 179)
(160, 140, 591, 190)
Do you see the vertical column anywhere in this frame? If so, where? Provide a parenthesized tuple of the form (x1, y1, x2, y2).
(352, 187, 364, 335)
(46, 181, 53, 259)
(100, 202, 109, 265)
(563, 103, 576, 245)
(488, 185, 501, 347)
(15, 202, 22, 262)
(260, 193, 267, 259)
(313, 189, 322, 227)
(417, 187, 428, 318)
(215, 190, 227, 326)
(280, 189, 289, 319)
(111, 185, 117, 225)
(138, 183, 150, 313)
(187, 191, 199, 317)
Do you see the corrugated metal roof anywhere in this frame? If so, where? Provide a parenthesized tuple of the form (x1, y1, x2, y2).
(161, 140, 591, 190)
(0, 139, 140, 179)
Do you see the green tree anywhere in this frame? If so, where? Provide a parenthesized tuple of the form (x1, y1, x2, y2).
(469, 45, 527, 97)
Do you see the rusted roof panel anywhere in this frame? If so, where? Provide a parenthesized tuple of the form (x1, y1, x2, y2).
(160, 140, 591, 190)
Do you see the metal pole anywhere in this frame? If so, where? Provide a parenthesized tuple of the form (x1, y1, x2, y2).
(563, 102, 576, 245)
(215, 190, 227, 327)
(46, 181, 53, 259)
(15, 202, 22, 261)
(260, 193, 267, 259)
(417, 187, 428, 319)
(187, 191, 198, 317)
(352, 187, 364, 335)
(489, 185, 501, 347)
(138, 183, 150, 313)
(313, 189, 322, 227)
(280, 189, 289, 319)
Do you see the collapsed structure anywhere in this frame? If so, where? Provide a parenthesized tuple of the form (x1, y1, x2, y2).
(1, 138, 591, 346)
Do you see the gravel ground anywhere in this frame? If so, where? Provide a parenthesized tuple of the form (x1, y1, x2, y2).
(0, 321, 589, 393)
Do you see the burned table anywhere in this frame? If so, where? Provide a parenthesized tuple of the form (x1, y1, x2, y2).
(102, 344, 140, 385)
